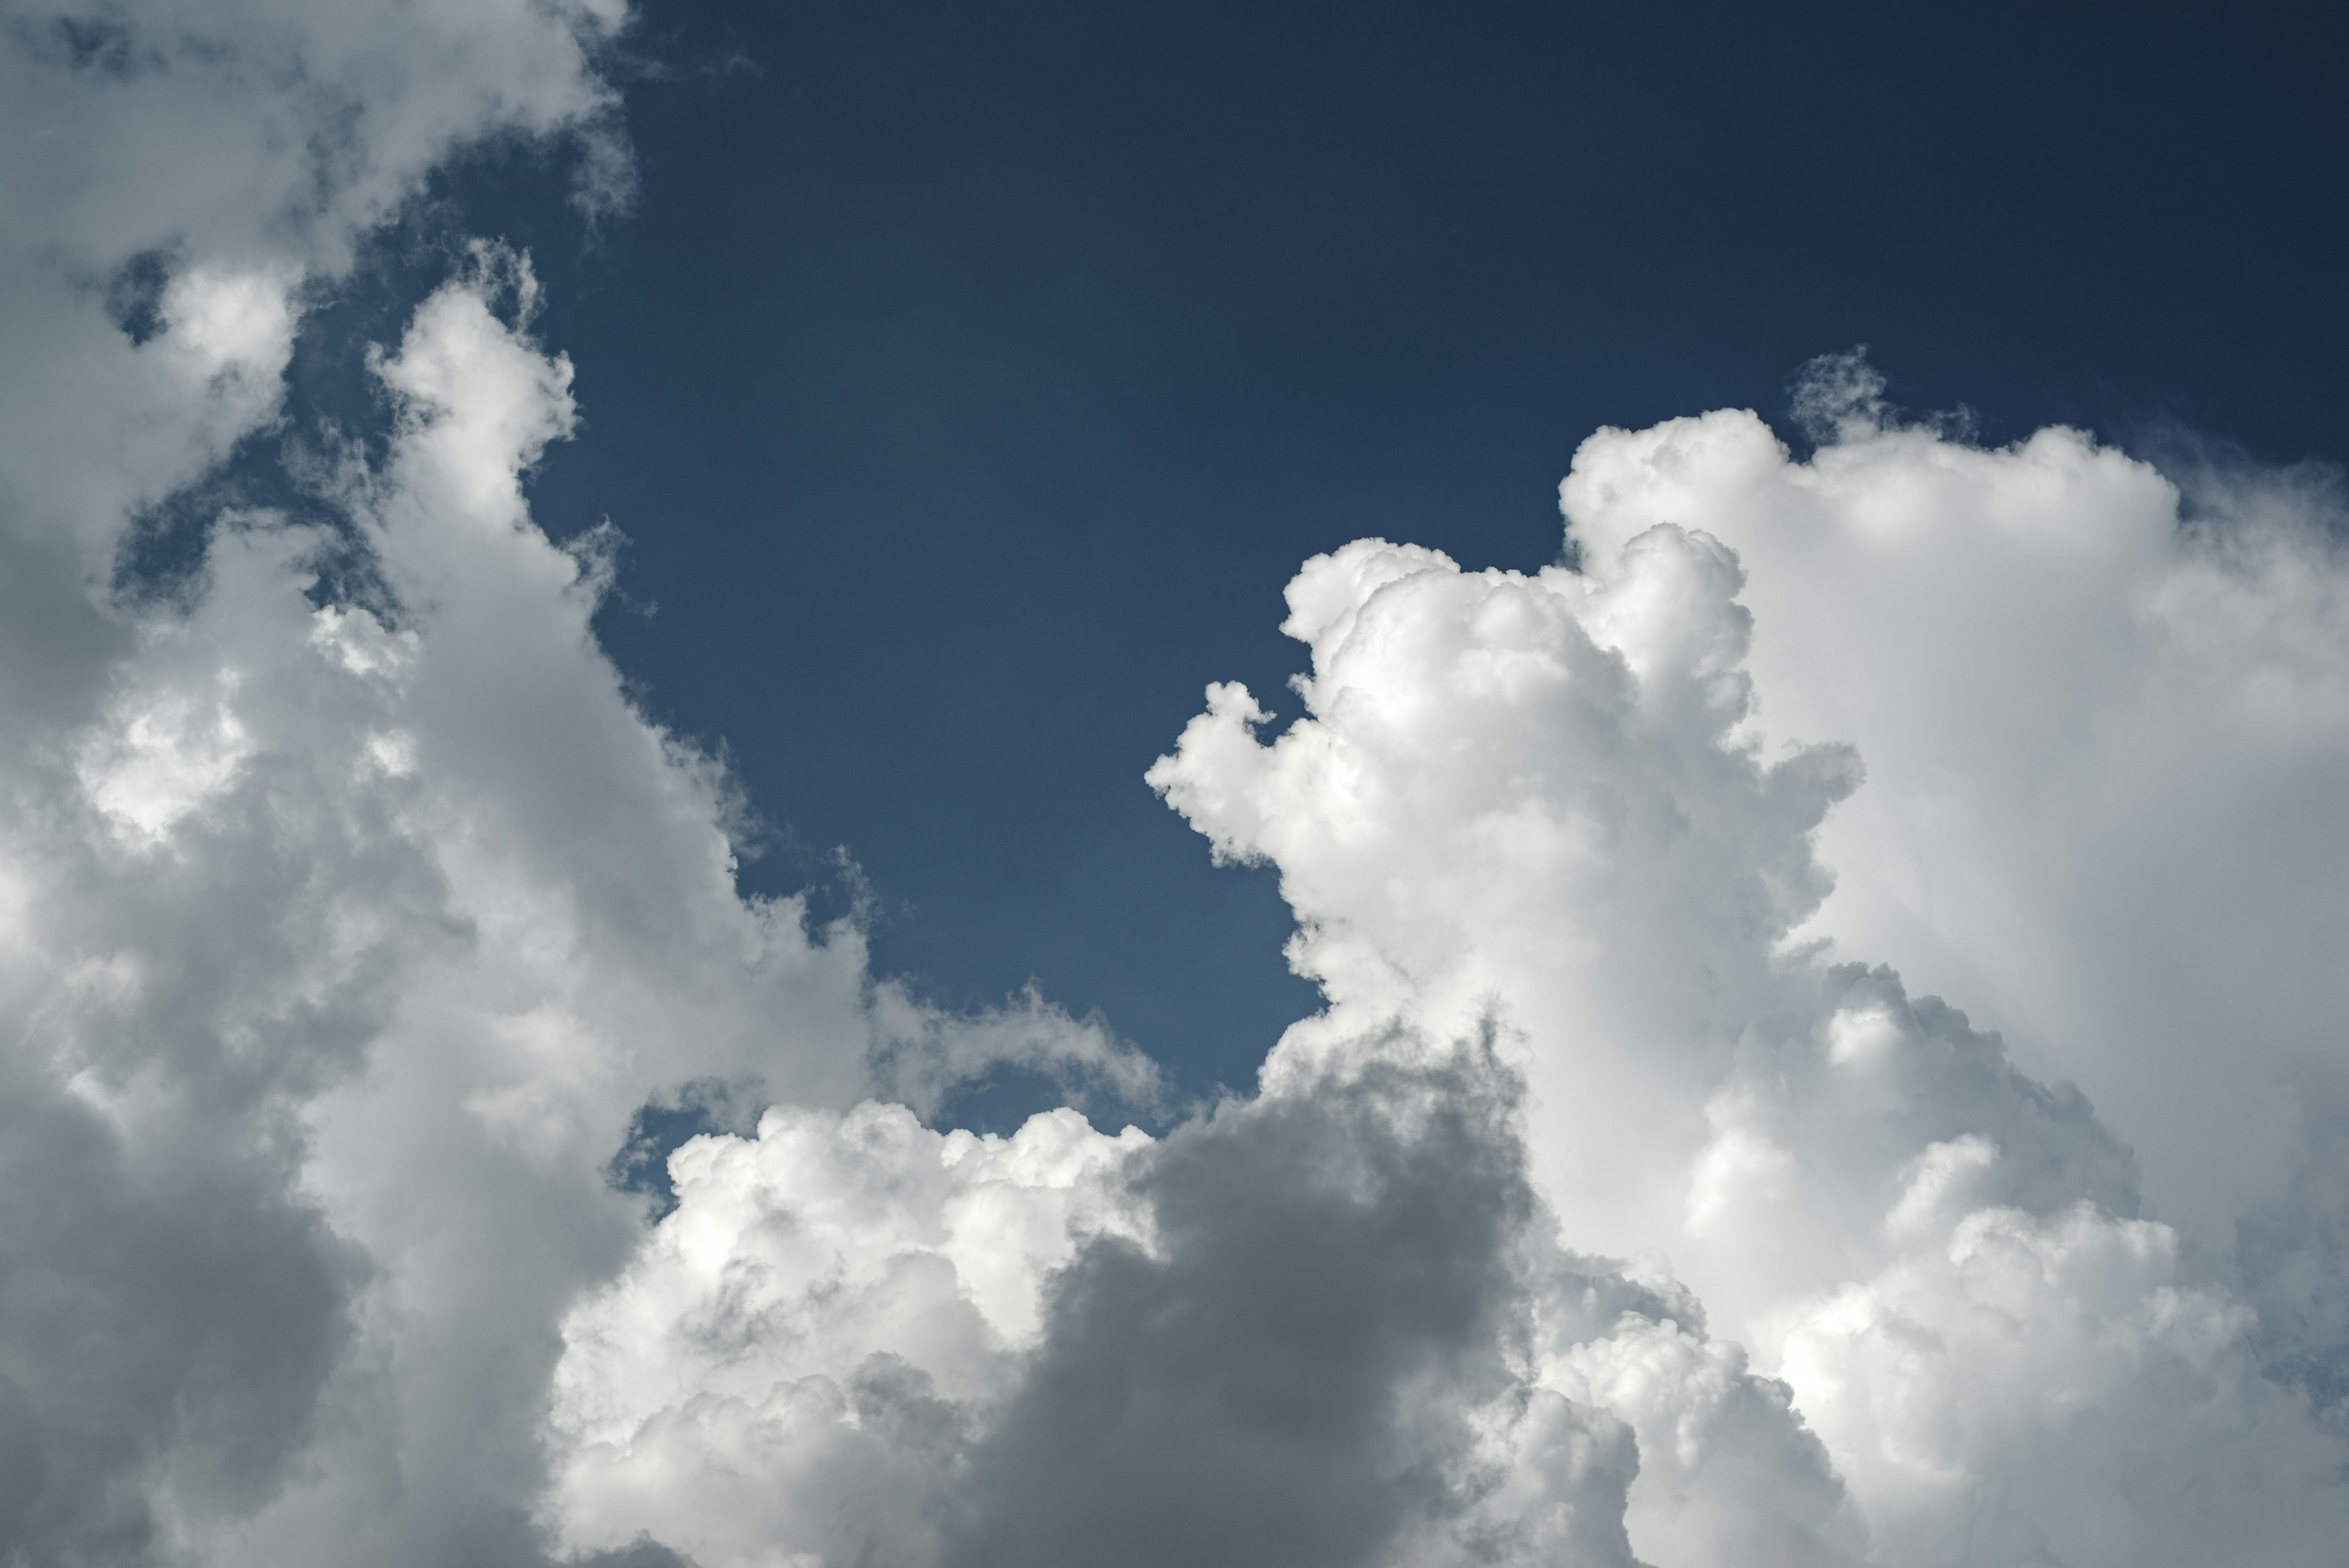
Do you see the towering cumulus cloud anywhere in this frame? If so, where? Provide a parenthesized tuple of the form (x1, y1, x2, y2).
(1145, 429, 2349, 1562)
(6, 6, 2349, 1566)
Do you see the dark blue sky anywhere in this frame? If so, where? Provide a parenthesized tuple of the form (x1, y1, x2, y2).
(494, 0, 2343, 1102)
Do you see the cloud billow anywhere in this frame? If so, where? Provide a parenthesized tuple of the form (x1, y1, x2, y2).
(6, 6, 2349, 1566)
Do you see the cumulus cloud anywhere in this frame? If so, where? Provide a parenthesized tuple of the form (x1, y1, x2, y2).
(0, 5, 631, 1558)
(1559, 355, 2349, 1244)
(1, 0, 629, 576)
(549, 1032, 1855, 1568)
(0, 247, 1168, 1564)
(561, 398, 2349, 1564)
(0, 10, 1146, 1558)
(1148, 434, 2349, 1561)
(8, 6, 2349, 1566)
(544, 1098, 1152, 1568)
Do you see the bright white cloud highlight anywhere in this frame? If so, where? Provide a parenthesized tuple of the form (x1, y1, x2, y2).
(1560, 359, 2349, 1243)
(546, 1102, 1152, 1568)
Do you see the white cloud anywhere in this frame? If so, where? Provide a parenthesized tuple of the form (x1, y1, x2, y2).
(545, 1101, 1153, 1568)
(0, 9, 636, 1553)
(1549, 1314, 1864, 1568)
(76, 665, 254, 847)
(7, 6, 2349, 1565)
(1150, 450, 2349, 1559)
(0, 12, 1160, 1556)
(552, 1030, 1868, 1568)
(0, 231, 1177, 1562)
(1775, 1194, 2345, 1567)
(0, 0, 629, 578)
(1558, 361, 2349, 1244)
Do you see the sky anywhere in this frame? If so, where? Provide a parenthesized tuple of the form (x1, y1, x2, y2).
(515, 0, 2346, 1094)
(2, 2, 2347, 1567)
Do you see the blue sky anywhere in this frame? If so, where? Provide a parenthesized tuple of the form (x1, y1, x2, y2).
(502, 0, 2346, 1101)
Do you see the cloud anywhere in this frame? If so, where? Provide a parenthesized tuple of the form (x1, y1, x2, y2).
(0, 12, 1151, 1556)
(549, 1030, 1859, 1568)
(1, 0, 628, 578)
(935, 1039, 1638, 1568)
(544, 1097, 1153, 1567)
(1776, 1194, 2347, 1566)
(0, 6, 635, 1558)
(1559, 357, 2349, 1245)
(7, 7, 2349, 1566)
(1145, 398, 2349, 1561)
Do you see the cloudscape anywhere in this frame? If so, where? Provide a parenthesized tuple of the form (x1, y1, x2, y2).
(4, 3, 2347, 1566)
